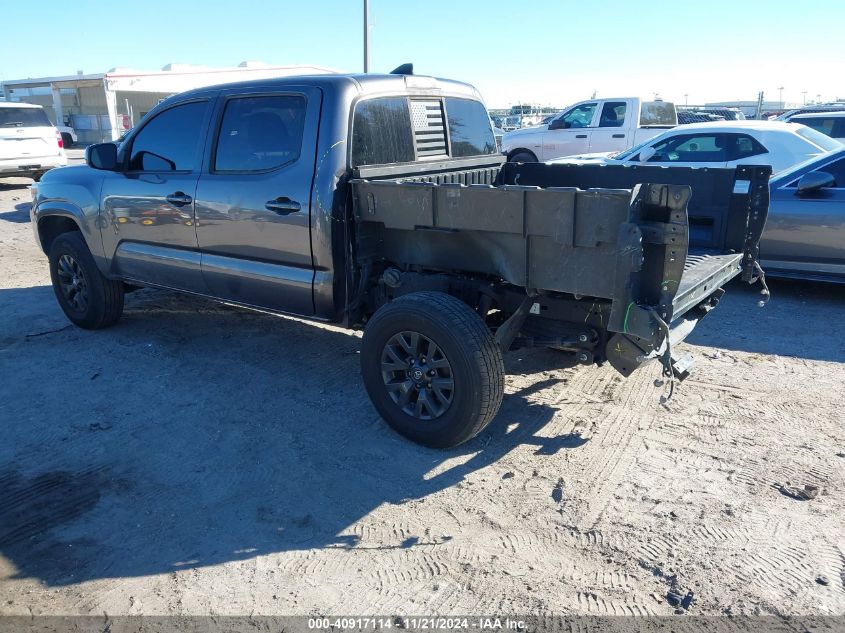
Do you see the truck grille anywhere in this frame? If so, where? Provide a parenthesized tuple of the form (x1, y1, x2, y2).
(410, 99, 447, 158)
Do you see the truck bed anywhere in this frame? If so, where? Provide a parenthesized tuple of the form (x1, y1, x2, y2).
(350, 158, 769, 379)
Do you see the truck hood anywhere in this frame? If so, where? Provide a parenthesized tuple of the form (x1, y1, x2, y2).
(502, 125, 545, 146)
(39, 164, 94, 184)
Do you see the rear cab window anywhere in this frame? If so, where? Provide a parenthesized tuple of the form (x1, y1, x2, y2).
(351, 95, 496, 166)
(0, 107, 52, 128)
(640, 101, 677, 126)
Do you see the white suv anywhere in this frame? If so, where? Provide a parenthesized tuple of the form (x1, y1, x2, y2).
(0, 102, 67, 181)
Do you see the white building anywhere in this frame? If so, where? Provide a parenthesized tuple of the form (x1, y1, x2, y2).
(1, 61, 341, 144)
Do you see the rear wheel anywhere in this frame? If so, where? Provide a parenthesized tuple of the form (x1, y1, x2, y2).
(49, 232, 124, 329)
(61, 133, 73, 148)
(361, 292, 504, 448)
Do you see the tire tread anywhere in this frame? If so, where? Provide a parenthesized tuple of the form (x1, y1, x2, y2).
(363, 291, 504, 447)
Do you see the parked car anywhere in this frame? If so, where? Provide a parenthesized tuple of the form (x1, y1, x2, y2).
(696, 107, 745, 121)
(56, 124, 78, 148)
(762, 147, 845, 282)
(781, 111, 845, 141)
(551, 121, 842, 174)
(677, 111, 724, 125)
(30, 71, 768, 448)
(493, 126, 504, 152)
(502, 97, 677, 162)
(776, 104, 845, 121)
(0, 102, 67, 181)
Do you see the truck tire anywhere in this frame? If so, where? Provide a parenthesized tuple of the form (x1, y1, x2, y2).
(361, 291, 504, 448)
(508, 150, 537, 163)
(61, 133, 73, 148)
(49, 232, 124, 329)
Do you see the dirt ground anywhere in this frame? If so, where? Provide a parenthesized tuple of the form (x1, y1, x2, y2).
(0, 170, 843, 618)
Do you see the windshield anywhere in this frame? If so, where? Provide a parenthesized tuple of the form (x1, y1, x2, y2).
(795, 126, 843, 152)
(0, 107, 52, 127)
(614, 132, 669, 160)
(771, 148, 845, 184)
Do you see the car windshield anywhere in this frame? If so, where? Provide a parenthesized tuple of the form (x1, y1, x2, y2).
(771, 148, 845, 184)
(0, 107, 52, 127)
(614, 133, 670, 160)
(795, 126, 843, 152)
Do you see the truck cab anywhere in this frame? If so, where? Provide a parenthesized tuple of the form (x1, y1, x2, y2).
(502, 97, 677, 162)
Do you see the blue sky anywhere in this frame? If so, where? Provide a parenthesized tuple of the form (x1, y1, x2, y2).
(2, 0, 843, 108)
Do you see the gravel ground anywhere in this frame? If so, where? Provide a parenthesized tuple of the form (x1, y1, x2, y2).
(0, 171, 843, 618)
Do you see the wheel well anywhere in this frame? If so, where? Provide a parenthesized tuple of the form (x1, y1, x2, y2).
(38, 216, 80, 254)
(507, 148, 538, 162)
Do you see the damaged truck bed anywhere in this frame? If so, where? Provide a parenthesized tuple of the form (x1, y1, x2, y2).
(352, 160, 769, 385)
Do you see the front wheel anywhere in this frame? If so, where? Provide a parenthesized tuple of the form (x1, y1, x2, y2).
(361, 292, 504, 448)
(49, 232, 124, 329)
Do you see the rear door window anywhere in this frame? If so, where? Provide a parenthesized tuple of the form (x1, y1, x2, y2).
(444, 97, 496, 157)
(730, 134, 768, 160)
(598, 101, 627, 128)
(128, 101, 209, 171)
(352, 98, 415, 166)
(214, 95, 306, 172)
(0, 107, 51, 128)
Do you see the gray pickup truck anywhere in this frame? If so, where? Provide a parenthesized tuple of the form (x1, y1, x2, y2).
(30, 69, 769, 448)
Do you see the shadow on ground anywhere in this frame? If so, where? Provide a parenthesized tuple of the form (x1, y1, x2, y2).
(0, 202, 32, 223)
(686, 277, 845, 363)
(0, 286, 580, 587)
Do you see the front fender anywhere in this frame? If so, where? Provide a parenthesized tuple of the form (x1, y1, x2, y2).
(32, 189, 108, 275)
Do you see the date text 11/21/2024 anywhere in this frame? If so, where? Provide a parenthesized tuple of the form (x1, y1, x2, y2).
(307, 617, 527, 630)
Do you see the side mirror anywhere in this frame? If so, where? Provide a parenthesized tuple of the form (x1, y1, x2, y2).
(796, 170, 835, 195)
(548, 118, 567, 131)
(638, 146, 657, 162)
(85, 143, 119, 170)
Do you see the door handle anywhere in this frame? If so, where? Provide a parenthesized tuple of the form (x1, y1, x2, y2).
(575, 134, 588, 139)
(166, 192, 192, 206)
(612, 133, 625, 138)
(265, 197, 301, 214)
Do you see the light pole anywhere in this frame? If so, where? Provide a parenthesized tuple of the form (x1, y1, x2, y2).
(363, 0, 370, 73)
(778, 86, 784, 109)
(802, 91, 807, 105)
(684, 93, 688, 106)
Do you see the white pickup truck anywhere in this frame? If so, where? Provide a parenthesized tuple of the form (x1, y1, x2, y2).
(502, 97, 677, 162)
